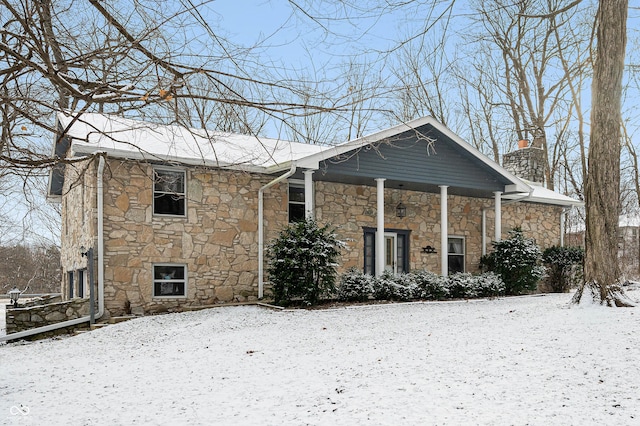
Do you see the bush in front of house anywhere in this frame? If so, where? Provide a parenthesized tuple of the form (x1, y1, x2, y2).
(412, 270, 449, 300)
(267, 219, 345, 306)
(541, 245, 584, 293)
(481, 227, 545, 295)
(335, 269, 505, 302)
(462, 271, 505, 298)
(337, 268, 375, 302)
(372, 271, 416, 301)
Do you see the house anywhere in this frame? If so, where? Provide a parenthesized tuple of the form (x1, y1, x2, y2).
(48, 112, 582, 318)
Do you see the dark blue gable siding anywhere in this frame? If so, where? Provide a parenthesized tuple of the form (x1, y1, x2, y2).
(315, 124, 512, 195)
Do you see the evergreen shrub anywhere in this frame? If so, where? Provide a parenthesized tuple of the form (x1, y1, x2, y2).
(481, 228, 545, 295)
(413, 270, 449, 300)
(541, 246, 584, 292)
(337, 268, 375, 302)
(267, 220, 344, 306)
(336, 270, 505, 302)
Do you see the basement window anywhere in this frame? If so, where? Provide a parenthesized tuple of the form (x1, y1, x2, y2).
(153, 168, 186, 216)
(153, 264, 187, 297)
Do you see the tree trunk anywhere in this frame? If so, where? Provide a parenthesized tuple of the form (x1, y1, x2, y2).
(573, 0, 632, 306)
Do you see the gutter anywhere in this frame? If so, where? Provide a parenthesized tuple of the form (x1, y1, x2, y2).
(1, 155, 106, 343)
(258, 163, 296, 299)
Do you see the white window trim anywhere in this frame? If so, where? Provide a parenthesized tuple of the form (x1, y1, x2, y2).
(152, 263, 188, 298)
(153, 166, 187, 217)
(447, 235, 466, 273)
(288, 179, 306, 222)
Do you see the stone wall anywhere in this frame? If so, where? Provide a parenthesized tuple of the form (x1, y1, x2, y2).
(503, 147, 546, 184)
(60, 157, 99, 300)
(5, 298, 90, 336)
(70, 158, 288, 318)
(60, 156, 562, 318)
(315, 181, 563, 274)
(17, 294, 62, 308)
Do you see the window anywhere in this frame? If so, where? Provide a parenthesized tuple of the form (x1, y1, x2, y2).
(288, 181, 305, 223)
(78, 269, 86, 298)
(363, 228, 410, 275)
(68, 271, 74, 299)
(153, 264, 187, 297)
(448, 237, 465, 274)
(154, 168, 186, 216)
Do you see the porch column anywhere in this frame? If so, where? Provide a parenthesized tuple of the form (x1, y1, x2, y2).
(440, 185, 448, 276)
(304, 169, 315, 220)
(494, 191, 502, 241)
(375, 178, 386, 277)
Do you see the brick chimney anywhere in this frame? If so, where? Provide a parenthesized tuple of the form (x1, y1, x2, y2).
(502, 141, 546, 184)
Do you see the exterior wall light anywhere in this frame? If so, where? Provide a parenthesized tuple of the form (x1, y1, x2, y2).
(8, 287, 20, 308)
(396, 202, 406, 218)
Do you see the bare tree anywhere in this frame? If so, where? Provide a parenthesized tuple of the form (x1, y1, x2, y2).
(463, 0, 592, 190)
(573, 0, 631, 306)
(0, 243, 61, 294)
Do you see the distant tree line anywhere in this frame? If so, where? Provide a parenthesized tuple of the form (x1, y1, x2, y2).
(0, 244, 61, 295)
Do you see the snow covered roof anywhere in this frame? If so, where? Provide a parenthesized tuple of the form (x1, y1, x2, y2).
(620, 214, 640, 228)
(57, 112, 326, 172)
(54, 112, 581, 207)
(502, 181, 584, 207)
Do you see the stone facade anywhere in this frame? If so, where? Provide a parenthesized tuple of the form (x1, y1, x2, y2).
(5, 298, 89, 336)
(315, 181, 563, 274)
(503, 147, 546, 184)
(60, 156, 563, 318)
(61, 158, 288, 318)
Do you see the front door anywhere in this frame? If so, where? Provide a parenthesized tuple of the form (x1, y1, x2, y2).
(384, 233, 397, 274)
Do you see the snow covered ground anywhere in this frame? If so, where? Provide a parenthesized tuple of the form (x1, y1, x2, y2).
(1, 292, 640, 425)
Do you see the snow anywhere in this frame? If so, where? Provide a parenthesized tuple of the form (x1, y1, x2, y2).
(58, 112, 327, 171)
(2, 293, 640, 425)
(503, 180, 583, 207)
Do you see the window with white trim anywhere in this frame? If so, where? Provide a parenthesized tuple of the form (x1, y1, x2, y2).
(448, 236, 465, 274)
(153, 168, 186, 216)
(153, 264, 187, 297)
(288, 181, 305, 223)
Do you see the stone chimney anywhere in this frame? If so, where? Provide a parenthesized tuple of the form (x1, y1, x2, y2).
(502, 140, 546, 184)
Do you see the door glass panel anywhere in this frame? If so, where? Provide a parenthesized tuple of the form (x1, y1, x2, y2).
(384, 234, 397, 273)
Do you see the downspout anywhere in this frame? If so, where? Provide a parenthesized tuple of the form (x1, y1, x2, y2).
(1, 155, 106, 342)
(258, 163, 297, 299)
(95, 154, 105, 319)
